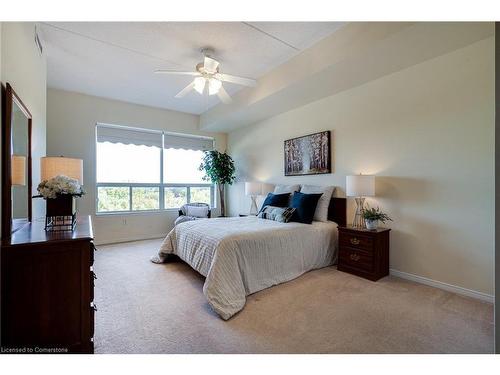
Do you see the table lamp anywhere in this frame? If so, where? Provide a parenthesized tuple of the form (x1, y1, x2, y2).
(346, 174, 375, 228)
(245, 182, 262, 215)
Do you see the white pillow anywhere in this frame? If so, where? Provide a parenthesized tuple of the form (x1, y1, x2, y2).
(274, 184, 300, 194)
(185, 205, 209, 218)
(300, 185, 335, 222)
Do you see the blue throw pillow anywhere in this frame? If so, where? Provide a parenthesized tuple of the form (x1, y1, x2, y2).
(259, 193, 290, 212)
(290, 191, 323, 224)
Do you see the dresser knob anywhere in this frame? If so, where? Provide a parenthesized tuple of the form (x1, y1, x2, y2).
(91, 303, 97, 312)
(349, 253, 360, 261)
(350, 237, 360, 245)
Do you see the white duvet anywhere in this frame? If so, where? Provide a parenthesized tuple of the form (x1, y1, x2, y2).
(153, 216, 338, 320)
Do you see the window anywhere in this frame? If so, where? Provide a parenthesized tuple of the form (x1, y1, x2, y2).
(96, 124, 214, 213)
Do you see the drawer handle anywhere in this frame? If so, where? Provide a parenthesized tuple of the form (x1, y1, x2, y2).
(93, 272, 97, 280)
(350, 253, 360, 261)
(91, 302, 97, 312)
(350, 238, 360, 245)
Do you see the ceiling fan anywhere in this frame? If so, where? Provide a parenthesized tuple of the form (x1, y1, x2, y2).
(154, 48, 257, 104)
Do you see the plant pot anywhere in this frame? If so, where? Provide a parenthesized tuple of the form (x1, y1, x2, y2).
(365, 219, 378, 230)
(46, 195, 77, 216)
(45, 195, 77, 231)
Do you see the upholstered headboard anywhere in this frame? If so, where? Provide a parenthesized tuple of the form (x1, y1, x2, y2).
(328, 197, 346, 226)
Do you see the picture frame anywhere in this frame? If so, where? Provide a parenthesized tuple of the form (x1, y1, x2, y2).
(284, 131, 331, 176)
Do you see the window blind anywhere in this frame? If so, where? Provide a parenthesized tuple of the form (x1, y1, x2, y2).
(97, 125, 162, 148)
(96, 124, 214, 151)
(163, 133, 214, 151)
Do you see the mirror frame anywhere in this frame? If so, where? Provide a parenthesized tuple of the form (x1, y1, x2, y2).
(1, 82, 32, 239)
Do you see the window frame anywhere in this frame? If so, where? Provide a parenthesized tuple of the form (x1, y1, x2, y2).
(95, 124, 215, 215)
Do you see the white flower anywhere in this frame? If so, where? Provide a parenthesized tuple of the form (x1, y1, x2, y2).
(37, 175, 85, 200)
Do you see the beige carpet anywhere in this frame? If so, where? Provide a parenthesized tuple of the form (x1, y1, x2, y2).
(93, 239, 493, 354)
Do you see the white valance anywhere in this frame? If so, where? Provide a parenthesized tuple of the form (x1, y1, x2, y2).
(97, 125, 162, 148)
(96, 125, 214, 151)
(163, 133, 214, 151)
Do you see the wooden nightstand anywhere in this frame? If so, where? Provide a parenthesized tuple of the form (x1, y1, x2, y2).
(337, 226, 390, 281)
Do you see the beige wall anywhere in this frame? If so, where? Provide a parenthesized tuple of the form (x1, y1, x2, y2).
(1, 22, 47, 224)
(46, 89, 227, 244)
(227, 37, 495, 296)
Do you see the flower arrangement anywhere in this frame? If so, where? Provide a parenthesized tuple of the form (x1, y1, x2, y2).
(36, 175, 85, 200)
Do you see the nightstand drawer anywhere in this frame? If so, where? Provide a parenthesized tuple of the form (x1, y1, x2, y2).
(339, 247, 373, 272)
(339, 232, 374, 251)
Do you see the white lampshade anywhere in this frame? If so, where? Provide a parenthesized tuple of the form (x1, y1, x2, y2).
(41, 156, 83, 184)
(346, 175, 375, 197)
(11, 155, 26, 186)
(245, 182, 262, 196)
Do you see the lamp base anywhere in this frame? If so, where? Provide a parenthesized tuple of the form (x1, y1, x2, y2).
(249, 196, 259, 215)
(352, 197, 366, 228)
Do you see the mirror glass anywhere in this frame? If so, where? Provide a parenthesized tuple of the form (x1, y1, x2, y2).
(11, 99, 30, 229)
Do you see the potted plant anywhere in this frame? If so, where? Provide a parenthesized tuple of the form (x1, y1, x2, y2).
(34, 175, 85, 230)
(199, 150, 236, 217)
(362, 205, 392, 230)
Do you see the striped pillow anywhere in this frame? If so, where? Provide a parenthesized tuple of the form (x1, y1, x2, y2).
(257, 205, 296, 223)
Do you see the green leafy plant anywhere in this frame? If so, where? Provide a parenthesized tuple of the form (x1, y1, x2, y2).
(199, 150, 236, 217)
(362, 205, 392, 223)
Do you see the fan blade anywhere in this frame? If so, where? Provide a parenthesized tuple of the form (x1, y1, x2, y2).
(155, 70, 201, 76)
(204, 56, 220, 74)
(175, 82, 195, 98)
(217, 86, 232, 104)
(217, 73, 257, 87)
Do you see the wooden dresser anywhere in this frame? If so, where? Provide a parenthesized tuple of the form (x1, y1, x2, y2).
(337, 226, 390, 281)
(1, 216, 95, 353)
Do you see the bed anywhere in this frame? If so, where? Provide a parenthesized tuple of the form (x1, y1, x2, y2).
(152, 197, 346, 320)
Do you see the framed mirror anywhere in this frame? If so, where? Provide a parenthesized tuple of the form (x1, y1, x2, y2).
(1, 83, 32, 238)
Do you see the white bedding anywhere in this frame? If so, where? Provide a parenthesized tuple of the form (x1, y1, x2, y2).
(153, 216, 338, 320)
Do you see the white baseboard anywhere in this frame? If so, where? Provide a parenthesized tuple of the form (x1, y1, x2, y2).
(95, 234, 166, 246)
(390, 269, 494, 304)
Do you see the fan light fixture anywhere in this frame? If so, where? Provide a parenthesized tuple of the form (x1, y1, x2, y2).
(194, 77, 206, 94)
(155, 48, 257, 104)
(208, 78, 222, 95)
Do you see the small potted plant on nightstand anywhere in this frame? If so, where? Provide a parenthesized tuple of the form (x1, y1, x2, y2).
(362, 205, 392, 230)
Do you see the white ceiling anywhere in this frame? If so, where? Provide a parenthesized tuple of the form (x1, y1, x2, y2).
(39, 22, 345, 115)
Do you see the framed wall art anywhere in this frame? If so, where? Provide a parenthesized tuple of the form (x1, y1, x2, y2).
(284, 131, 331, 176)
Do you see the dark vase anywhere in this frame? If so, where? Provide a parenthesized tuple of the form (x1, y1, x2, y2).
(46, 195, 77, 217)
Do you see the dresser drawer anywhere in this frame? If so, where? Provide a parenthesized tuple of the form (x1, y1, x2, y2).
(339, 247, 373, 272)
(339, 232, 374, 251)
